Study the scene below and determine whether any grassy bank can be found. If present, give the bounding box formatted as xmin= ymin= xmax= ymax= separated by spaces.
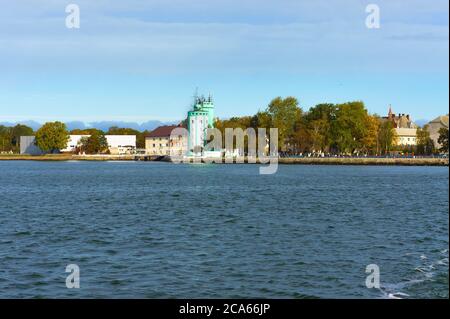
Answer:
xmin=1 ymin=154 xmax=448 ymax=166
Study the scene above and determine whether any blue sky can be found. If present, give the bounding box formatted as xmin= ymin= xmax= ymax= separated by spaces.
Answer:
xmin=0 ymin=0 xmax=448 ymax=124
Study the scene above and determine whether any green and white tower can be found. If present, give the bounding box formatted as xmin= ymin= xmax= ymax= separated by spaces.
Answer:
xmin=187 ymin=94 xmax=215 ymax=155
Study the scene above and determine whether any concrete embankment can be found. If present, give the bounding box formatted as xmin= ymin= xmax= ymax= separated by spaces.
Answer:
xmin=277 ymin=157 xmax=449 ymax=166
xmin=187 ymin=157 xmax=448 ymax=166
xmin=0 ymin=154 xmax=136 ymax=161
xmin=0 ymin=154 xmax=448 ymax=166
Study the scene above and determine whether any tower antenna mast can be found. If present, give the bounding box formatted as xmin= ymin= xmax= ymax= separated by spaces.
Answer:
xmin=193 ymin=87 xmax=199 ymax=104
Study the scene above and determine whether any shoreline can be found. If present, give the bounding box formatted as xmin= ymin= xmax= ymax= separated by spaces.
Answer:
xmin=0 ymin=154 xmax=448 ymax=166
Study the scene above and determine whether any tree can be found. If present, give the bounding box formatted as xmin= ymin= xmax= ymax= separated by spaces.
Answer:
xmin=138 ymin=130 xmax=151 ymax=149
xmin=378 ymin=120 xmax=397 ymax=154
xmin=35 ymin=122 xmax=69 ymax=153
xmin=78 ymin=132 xmax=109 ymax=154
xmin=0 ymin=125 xmax=13 ymax=152
xmin=304 ymin=103 xmax=336 ymax=153
xmin=11 ymin=124 xmax=34 ymax=150
xmin=266 ymin=97 xmax=302 ymax=151
xmin=106 ymin=126 xmax=139 ymax=135
xmin=416 ymin=125 xmax=435 ymax=155
xmin=215 ymin=116 xmax=254 ymax=150
xmin=362 ymin=115 xmax=381 ymax=155
xmin=308 ymin=118 xmax=329 ymax=152
xmin=252 ymin=111 xmax=273 ymax=131
xmin=332 ymin=101 xmax=368 ymax=154
xmin=70 ymin=128 xmax=104 ymax=135
xmin=438 ymin=127 xmax=449 ymax=153
xmin=292 ymin=117 xmax=313 ymax=153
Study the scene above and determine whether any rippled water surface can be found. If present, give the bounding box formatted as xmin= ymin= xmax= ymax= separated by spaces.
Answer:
xmin=0 ymin=161 xmax=448 ymax=298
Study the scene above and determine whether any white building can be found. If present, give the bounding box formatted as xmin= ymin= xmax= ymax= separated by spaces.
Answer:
xmin=187 ymin=95 xmax=215 ymax=155
xmin=20 ymin=135 xmax=136 ymax=155
xmin=60 ymin=135 xmax=90 ymax=152
xmin=395 ymin=128 xmax=417 ymax=146
xmin=105 ymin=135 xmax=136 ymax=155
xmin=188 ymin=112 xmax=208 ymax=154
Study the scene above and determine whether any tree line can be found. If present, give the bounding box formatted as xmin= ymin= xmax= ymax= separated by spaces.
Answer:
xmin=215 ymin=97 xmax=449 ymax=155
xmin=0 ymin=123 xmax=150 ymax=154
xmin=2 ymin=98 xmax=448 ymax=155
xmin=0 ymin=124 xmax=34 ymax=153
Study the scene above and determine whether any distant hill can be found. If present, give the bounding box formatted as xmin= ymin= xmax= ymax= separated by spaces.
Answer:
xmin=0 ymin=120 xmax=179 ymax=132
xmin=0 ymin=120 xmax=42 ymax=131
xmin=86 ymin=120 xmax=178 ymax=132
xmin=414 ymin=119 xmax=429 ymax=127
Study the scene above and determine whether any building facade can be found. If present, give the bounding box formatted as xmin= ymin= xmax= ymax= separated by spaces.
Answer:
xmin=104 ymin=135 xmax=136 ymax=155
xmin=395 ymin=128 xmax=418 ymax=146
xmin=145 ymin=125 xmax=187 ymax=156
xmin=20 ymin=136 xmax=45 ymax=155
xmin=60 ymin=135 xmax=90 ymax=152
xmin=383 ymin=106 xmax=418 ymax=146
xmin=426 ymin=114 xmax=449 ymax=149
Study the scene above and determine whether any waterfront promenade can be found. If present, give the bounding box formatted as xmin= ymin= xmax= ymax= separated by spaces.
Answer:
xmin=0 ymin=154 xmax=448 ymax=166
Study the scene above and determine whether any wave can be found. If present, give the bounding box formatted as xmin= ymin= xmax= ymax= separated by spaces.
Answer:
xmin=378 ymin=249 xmax=449 ymax=299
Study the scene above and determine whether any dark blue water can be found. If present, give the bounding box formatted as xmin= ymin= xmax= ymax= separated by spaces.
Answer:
xmin=0 ymin=161 xmax=448 ymax=298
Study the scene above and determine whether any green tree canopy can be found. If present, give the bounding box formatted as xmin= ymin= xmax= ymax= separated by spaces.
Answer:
xmin=378 ymin=120 xmax=397 ymax=154
xmin=332 ymin=101 xmax=368 ymax=154
xmin=0 ymin=124 xmax=34 ymax=152
xmin=11 ymin=124 xmax=34 ymax=148
xmin=35 ymin=122 xmax=69 ymax=153
xmin=438 ymin=127 xmax=449 ymax=153
xmin=362 ymin=115 xmax=381 ymax=155
xmin=79 ymin=132 xmax=109 ymax=154
xmin=0 ymin=125 xmax=13 ymax=152
xmin=416 ymin=125 xmax=435 ymax=155
xmin=70 ymin=128 xmax=104 ymax=135
xmin=107 ymin=126 xmax=140 ymax=135
xmin=266 ymin=97 xmax=302 ymax=150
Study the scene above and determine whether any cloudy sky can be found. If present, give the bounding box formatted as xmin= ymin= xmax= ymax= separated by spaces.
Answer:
xmin=0 ymin=0 xmax=448 ymax=123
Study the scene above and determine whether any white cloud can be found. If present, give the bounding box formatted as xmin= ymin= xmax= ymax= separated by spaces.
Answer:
xmin=1 ymin=1 xmax=447 ymax=74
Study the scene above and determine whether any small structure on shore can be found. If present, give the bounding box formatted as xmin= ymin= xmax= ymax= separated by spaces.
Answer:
xmin=144 ymin=125 xmax=186 ymax=156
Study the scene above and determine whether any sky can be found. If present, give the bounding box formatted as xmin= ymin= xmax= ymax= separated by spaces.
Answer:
xmin=0 ymin=0 xmax=448 ymax=125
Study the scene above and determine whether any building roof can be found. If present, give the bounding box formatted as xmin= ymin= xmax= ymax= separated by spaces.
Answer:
xmin=146 ymin=125 xmax=181 ymax=138
xmin=429 ymin=114 xmax=449 ymax=128
xmin=395 ymin=128 xmax=417 ymax=136
xmin=383 ymin=106 xmax=417 ymax=129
